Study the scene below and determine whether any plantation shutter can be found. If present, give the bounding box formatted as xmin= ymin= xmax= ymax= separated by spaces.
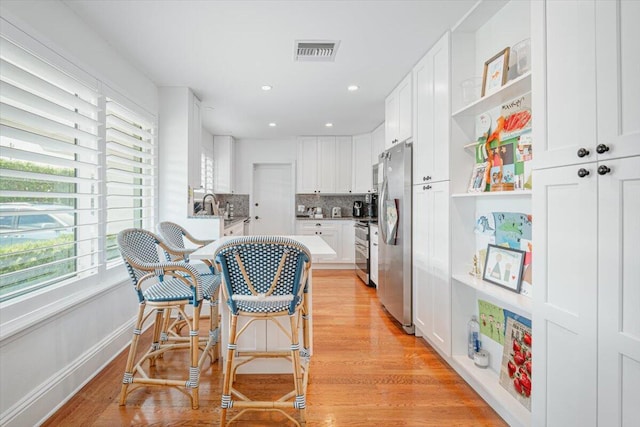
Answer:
xmin=105 ymin=98 xmax=156 ymax=261
xmin=0 ymin=35 xmax=101 ymax=299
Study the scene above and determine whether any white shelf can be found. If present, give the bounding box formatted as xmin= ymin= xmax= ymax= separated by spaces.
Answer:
xmin=452 ymin=72 xmax=531 ymax=118
xmin=452 ymin=273 xmax=532 ymax=316
xmin=450 ymin=355 xmax=531 ymax=427
xmin=451 ymin=190 xmax=532 ymax=198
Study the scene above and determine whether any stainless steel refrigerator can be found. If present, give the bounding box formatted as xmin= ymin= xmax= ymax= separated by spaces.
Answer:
xmin=378 ymin=142 xmax=413 ymax=334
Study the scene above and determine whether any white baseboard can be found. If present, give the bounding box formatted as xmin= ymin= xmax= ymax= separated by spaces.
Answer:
xmin=0 ymin=318 xmax=135 ymax=427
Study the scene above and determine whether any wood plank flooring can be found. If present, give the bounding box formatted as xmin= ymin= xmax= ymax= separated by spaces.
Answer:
xmin=43 ymin=270 xmax=506 ymax=426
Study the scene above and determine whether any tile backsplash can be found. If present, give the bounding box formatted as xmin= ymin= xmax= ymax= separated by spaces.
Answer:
xmin=295 ymin=194 xmax=369 ymax=218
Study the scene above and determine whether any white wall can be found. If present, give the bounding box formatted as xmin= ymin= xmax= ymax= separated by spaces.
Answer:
xmin=0 ymin=2 xmax=157 ymax=426
xmin=234 ymin=138 xmax=297 ymax=193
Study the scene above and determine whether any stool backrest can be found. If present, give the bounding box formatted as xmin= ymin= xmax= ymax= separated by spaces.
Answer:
xmin=214 ymin=236 xmax=311 ymax=315
xmin=157 ymin=221 xmax=187 ymax=249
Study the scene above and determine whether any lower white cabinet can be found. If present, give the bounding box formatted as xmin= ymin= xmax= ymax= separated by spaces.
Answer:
xmin=222 ymin=221 xmax=244 ymax=237
xmin=412 ymin=181 xmax=450 ymax=356
xmin=369 ymin=224 xmax=379 ymax=286
xmin=296 ymin=220 xmax=355 ymax=264
xmin=533 ymin=156 xmax=640 ymax=426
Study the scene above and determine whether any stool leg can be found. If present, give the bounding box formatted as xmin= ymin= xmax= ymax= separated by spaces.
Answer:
xmin=119 ymin=303 xmax=146 ymax=405
xmin=290 ymin=314 xmax=306 ymax=425
xmin=220 ymin=314 xmax=238 ymax=427
xmin=149 ymin=308 xmax=165 ymax=367
xmin=188 ymin=303 xmax=202 ymax=409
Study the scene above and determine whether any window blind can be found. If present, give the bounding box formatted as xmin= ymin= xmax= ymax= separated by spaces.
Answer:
xmin=105 ymin=99 xmax=156 ymax=262
xmin=0 ymin=35 xmax=101 ymax=300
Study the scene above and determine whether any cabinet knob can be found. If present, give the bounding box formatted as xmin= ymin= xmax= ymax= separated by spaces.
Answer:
xmin=423 ymin=185 xmax=432 ymax=190
xmin=577 ymin=168 xmax=590 ymax=178
xmin=596 ymin=144 xmax=610 ymax=154
xmin=316 ymin=223 xmax=321 ymax=226
xmin=319 ymin=232 xmax=322 ymax=235
xmin=255 ymin=216 xmax=260 ymax=220
xmin=577 ymin=148 xmax=590 ymax=158
xmin=426 ymin=175 xmax=432 ymax=181
xmin=597 ymin=165 xmax=611 ymax=175
xmin=254 ymin=202 xmax=259 ymax=206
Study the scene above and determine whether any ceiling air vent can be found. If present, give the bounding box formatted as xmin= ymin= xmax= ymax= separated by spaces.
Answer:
xmin=294 ymin=40 xmax=340 ymax=62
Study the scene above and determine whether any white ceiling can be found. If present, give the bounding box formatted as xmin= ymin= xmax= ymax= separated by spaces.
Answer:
xmin=63 ymin=0 xmax=475 ymax=140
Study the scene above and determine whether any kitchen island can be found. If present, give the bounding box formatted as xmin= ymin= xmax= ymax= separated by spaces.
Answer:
xmin=191 ymin=235 xmax=335 ymax=373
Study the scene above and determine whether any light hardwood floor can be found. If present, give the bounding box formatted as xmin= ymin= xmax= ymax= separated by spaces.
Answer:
xmin=43 ymin=270 xmax=506 ymax=426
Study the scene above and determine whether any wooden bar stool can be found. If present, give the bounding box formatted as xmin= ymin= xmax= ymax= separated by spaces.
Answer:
xmin=213 ymin=236 xmax=312 ymax=426
xmin=117 ymin=228 xmax=220 ymax=409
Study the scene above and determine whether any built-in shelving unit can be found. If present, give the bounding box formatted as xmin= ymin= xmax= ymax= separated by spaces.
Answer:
xmin=448 ymin=1 xmax=532 ymax=426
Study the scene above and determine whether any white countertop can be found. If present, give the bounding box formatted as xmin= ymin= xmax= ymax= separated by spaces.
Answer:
xmin=190 ymin=235 xmax=336 ymax=260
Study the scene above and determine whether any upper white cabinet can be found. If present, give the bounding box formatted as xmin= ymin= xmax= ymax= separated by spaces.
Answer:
xmin=296 ymin=136 xmax=354 ymax=194
xmin=371 ymin=122 xmax=385 ymax=164
xmin=385 ymin=72 xmax=412 ymax=150
xmin=413 ymin=32 xmax=450 ymax=185
xmin=335 ymin=136 xmax=353 ymax=193
xmin=212 ymin=135 xmax=235 ymax=193
xmin=187 ymin=91 xmax=202 ymax=189
xmin=352 ymin=133 xmax=374 ymax=193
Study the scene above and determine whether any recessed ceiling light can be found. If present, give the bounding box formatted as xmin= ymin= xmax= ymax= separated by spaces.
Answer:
xmin=268 ymin=122 xmax=277 ymax=127
xmin=347 ymin=85 xmax=359 ymax=91
xmin=261 ymin=85 xmax=273 ymax=91
xmin=325 ymin=123 xmax=333 ymax=127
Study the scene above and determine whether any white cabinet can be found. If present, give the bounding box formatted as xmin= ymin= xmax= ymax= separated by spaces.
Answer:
xmin=222 ymin=220 xmax=244 ymax=237
xmin=369 ymin=224 xmax=379 ymax=286
xmin=371 ymin=122 xmax=385 ymax=164
xmin=339 ymin=221 xmax=355 ymax=263
xmin=532 ymin=1 xmax=640 ymax=425
xmin=413 ymin=32 xmax=450 ymax=185
xmin=413 ymin=181 xmax=450 ymax=356
xmin=213 ymin=135 xmax=235 ymax=193
xmin=187 ymin=91 xmax=202 ymax=189
xmin=296 ymin=136 xmax=354 ymax=194
xmin=335 ymin=136 xmax=353 ymax=193
xmin=317 ymin=136 xmax=336 ymax=193
xmin=385 ymin=72 xmax=412 ymax=150
xmin=352 ymin=133 xmax=374 ymax=193
xmin=296 ymin=220 xmax=355 ymax=264
xmin=296 ymin=136 xmax=318 ymax=193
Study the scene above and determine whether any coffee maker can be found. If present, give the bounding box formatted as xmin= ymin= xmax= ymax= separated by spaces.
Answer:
xmin=366 ymin=193 xmax=378 ymax=218
xmin=352 ymin=201 xmax=364 ymax=217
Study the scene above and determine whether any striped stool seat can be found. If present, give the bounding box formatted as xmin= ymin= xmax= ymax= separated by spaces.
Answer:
xmin=117 ymin=228 xmax=219 ymax=410
xmin=214 ymin=236 xmax=312 ymax=427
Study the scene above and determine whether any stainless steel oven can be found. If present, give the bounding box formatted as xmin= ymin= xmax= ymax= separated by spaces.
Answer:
xmin=354 ymin=221 xmax=370 ymax=285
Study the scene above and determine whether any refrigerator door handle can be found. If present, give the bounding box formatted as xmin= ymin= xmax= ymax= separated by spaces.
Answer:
xmin=379 ymin=176 xmax=389 ymax=244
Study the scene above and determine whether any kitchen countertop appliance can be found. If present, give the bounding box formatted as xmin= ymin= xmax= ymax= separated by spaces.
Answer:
xmin=366 ymin=193 xmax=378 ymax=218
xmin=353 ymin=201 xmax=364 ymax=217
xmin=378 ymin=142 xmax=414 ymax=334
xmin=331 ymin=207 xmax=341 ymax=218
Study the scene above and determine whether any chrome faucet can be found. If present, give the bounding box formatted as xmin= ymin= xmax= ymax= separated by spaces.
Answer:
xmin=202 ymin=193 xmax=218 ymax=215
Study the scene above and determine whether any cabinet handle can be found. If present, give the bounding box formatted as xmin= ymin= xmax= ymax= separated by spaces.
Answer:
xmin=373 ymin=243 xmax=378 ymax=246
xmin=596 ymin=144 xmax=610 ymax=154
xmin=423 ymin=185 xmax=432 ymax=190
xmin=577 ymin=168 xmax=590 ymax=178
xmin=577 ymin=148 xmax=590 ymax=158
xmin=597 ymin=165 xmax=611 ymax=175
xmin=316 ymin=223 xmax=321 ymax=226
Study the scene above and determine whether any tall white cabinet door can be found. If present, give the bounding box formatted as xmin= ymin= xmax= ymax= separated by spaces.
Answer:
xmin=533 ymin=0 xmax=598 ymax=169
xmin=397 ymin=73 xmax=412 ymax=143
xmin=412 ymin=32 xmax=449 ymax=185
xmin=412 ymin=182 xmax=450 ymax=356
xmin=385 ymin=93 xmax=398 ymax=150
xmin=598 ymin=156 xmax=640 ymax=426
xmin=296 ymin=137 xmax=318 ymax=193
xmin=371 ymin=123 xmax=385 ymax=164
xmin=317 ymin=136 xmax=336 ymax=193
xmin=335 ymin=136 xmax=353 ymax=193
xmin=352 ymin=133 xmax=372 ymax=193
xmin=532 ymin=164 xmax=598 ymax=427
xmin=595 ymin=0 xmax=640 ymax=161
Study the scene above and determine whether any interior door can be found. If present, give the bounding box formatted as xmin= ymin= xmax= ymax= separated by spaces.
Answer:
xmin=251 ymin=163 xmax=293 ymax=235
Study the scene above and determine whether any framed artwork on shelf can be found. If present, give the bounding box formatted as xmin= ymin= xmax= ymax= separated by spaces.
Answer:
xmin=468 ymin=162 xmax=488 ymax=192
xmin=481 ymin=47 xmax=510 ymax=97
xmin=482 ymin=244 xmax=525 ymax=293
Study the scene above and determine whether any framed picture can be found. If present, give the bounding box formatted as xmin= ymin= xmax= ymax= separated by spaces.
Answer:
xmin=468 ymin=162 xmax=488 ymax=192
xmin=482 ymin=47 xmax=510 ymax=97
xmin=482 ymin=244 xmax=525 ymax=293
